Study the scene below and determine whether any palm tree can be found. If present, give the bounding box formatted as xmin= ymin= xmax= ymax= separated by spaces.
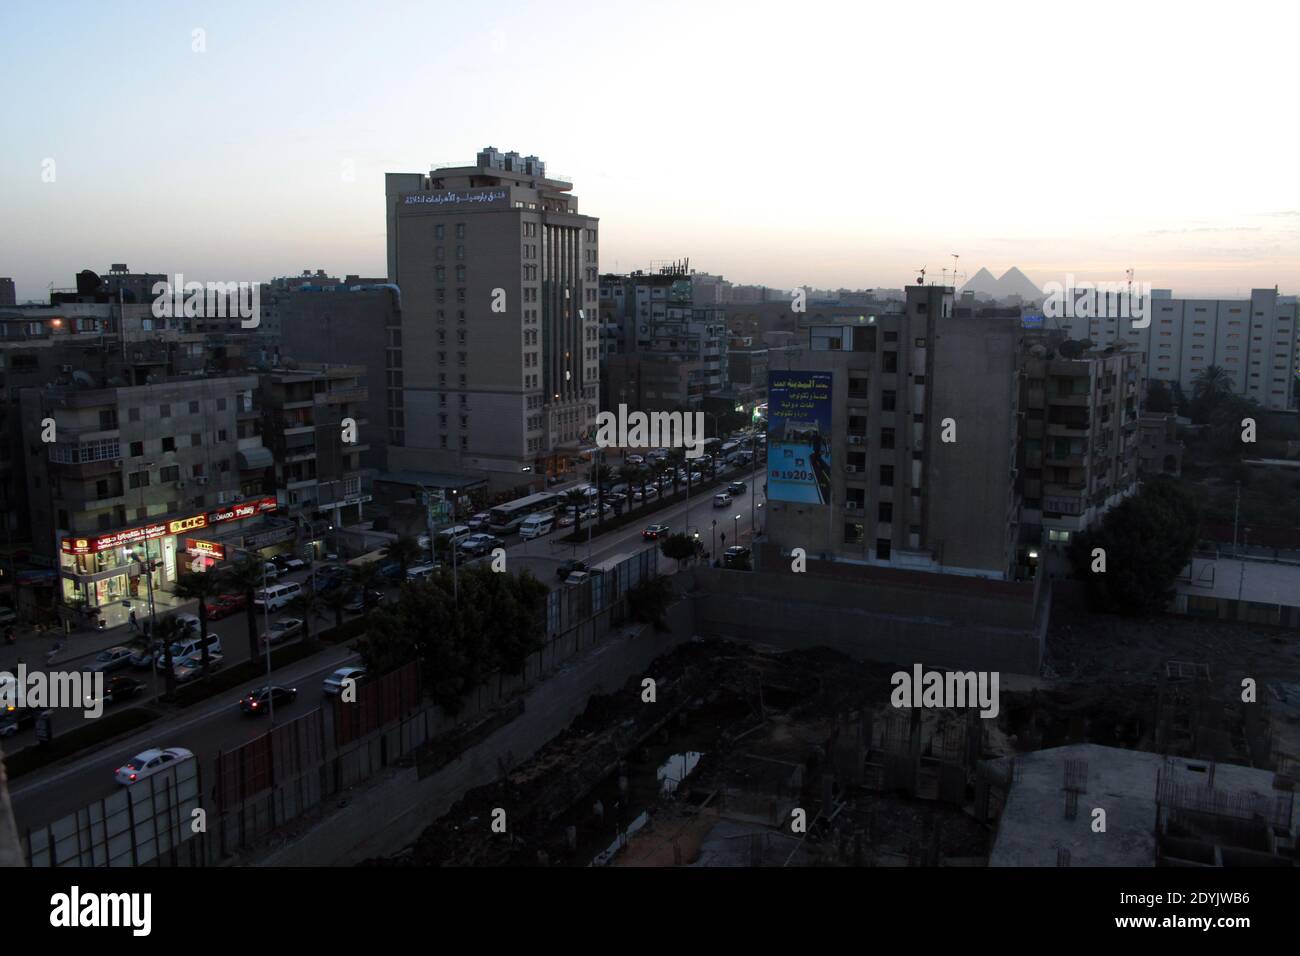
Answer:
xmin=589 ymin=461 xmax=614 ymax=526
xmin=172 ymin=569 xmax=222 ymax=679
xmin=288 ymin=586 xmax=324 ymax=650
xmin=563 ymin=487 xmax=588 ymax=537
xmin=617 ymin=464 xmax=640 ymax=511
xmin=222 ymin=556 xmax=265 ymax=666
xmin=384 ymin=534 xmax=424 ymax=577
xmin=665 ymin=450 xmax=684 ymax=497
xmin=153 ymin=614 xmax=184 ymax=697
xmin=321 ymin=586 xmax=350 ymax=632
xmin=1193 ymin=364 xmax=1232 ymax=402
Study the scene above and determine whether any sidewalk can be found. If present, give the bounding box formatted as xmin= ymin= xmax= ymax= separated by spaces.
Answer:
xmin=1 ymin=595 xmax=197 ymax=672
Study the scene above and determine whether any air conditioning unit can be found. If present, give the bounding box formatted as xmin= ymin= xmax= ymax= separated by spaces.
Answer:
xmin=848 ymin=436 xmax=864 ymax=445
xmin=845 ymin=502 xmax=860 ymax=511
xmin=59 ymin=364 xmax=73 ymax=374
xmin=845 ymin=465 xmax=860 ymax=473
xmin=175 ymin=481 xmax=186 ymax=490
xmin=195 ymin=476 xmax=208 ymax=486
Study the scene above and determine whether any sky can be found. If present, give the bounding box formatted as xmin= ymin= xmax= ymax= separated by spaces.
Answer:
xmin=2 ymin=0 xmax=1298 ymax=302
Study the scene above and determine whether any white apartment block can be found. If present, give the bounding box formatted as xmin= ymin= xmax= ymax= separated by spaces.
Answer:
xmin=1044 ymin=288 xmax=1297 ymax=410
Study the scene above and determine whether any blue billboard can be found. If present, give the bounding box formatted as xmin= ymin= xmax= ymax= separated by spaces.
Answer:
xmin=767 ymin=371 xmax=833 ymax=505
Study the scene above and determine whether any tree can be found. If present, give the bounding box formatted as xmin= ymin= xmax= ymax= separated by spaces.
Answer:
xmin=172 ymin=569 xmax=222 ymax=679
xmin=384 ymin=535 xmax=423 ymax=578
xmin=617 ymin=464 xmax=640 ymax=510
xmin=563 ymin=488 xmax=588 ymax=537
xmin=665 ymin=450 xmax=685 ymax=497
xmin=288 ymin=586 xmax=325 ymax=649
xmin=355 ymin=565 xmax=548 ymax=714
xmin=222 ymin=556 xmax=265 ymax=667
xmin=321 ymin=586 xmax=350 ymax=632
xmin=153 ymin=614 xmax=184 ymax=697
xmin=626 ymin=575 xmax=674 ymax=631
xmin=1146 ymin=379 xmax=1173 ymax=414
xmin=1192 ymin=364 xmax=1232 ymax=403
xmin=1068 ymin=479 xmax=1199 ymax=615
xmin=660 ymin=532 xmax=696 ymax=571
xmin=589 ymin=462 xmax=614 ymax=527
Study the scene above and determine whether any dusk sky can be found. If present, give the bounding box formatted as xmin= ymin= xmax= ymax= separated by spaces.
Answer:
xmin=3 ymin=0 xmax=1298 ymax=301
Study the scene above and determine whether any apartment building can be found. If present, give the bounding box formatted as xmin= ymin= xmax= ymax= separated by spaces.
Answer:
xmin=1018 ymin=343 xmax=1143 ymax=571
xmin=386 ymin=147 xmax=599 ymax=484
xmin=766 ymin=285 xmax=1025 ymax=581
xmin=0 ymin=278 xmax=15 ymax=307
xmin=1044 ymin=288 xmax=1297 ymax=410
xmin=1137 ymin=412 xmax=1183 ymax=478
xmin=276 ymin=283 xmax=400 ymax=470
xmin=19 ymin=373 xmax=276 ymax=625
xmin=258 ymin=364 xmax=371 ymax=540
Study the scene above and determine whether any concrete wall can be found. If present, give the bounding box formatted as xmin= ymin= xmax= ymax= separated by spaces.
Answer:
xmin=251 ymin=598 xmax=694 ymax=865
xmin=687 ymin=562 xmax=1046 ymax=674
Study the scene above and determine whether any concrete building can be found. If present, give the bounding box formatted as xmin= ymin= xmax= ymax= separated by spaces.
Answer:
xmin=276 ymin=283 xmax=401 ymax=470
xmin=1018 ymin=343 xmax=1143 ymax=572
xmin=19 ymin=373 xmax=278 ymax=627
xmin=766 ymin=285 xmax=1026 ymax=581
xmin=1044 ymin=287 xmax=1297 ymax=411
xmin=386 ymin=148 xmax=599 ymax=486
xmin=0 ymin=278 xmax=14 ymax=307
xmin=1137 ymin=412 xmax=1183 ymax=477
xmin=258 ymin=364 xmax=371 ymax=550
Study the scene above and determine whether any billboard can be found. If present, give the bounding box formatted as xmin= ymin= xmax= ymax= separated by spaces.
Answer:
xmin=767 ymin=371 xmax=833 ymax=505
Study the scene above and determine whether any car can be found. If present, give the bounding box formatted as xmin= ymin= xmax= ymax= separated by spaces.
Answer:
xmin=114 ymin=747 xmax=194 ymax=786
xmin=642 ymin=524 xmax=670 ymax=540
xmin=713 ymin=492 xmax=733 ymax=508
xmin=259 ymin=617 xmax=304 ymax=647
xmin=85 ymin=676 xmax=147 ymax=708
xmin=343 ymin=589 xmax=385 ymax=613
xmin=283 ymin=556 xmax=308 ymax=572
xmin=466 ymin=512 xmax=492 ymax=531
xmin=728 ymin=481 xmax=747 ymax=496
xmin=0 ymin=606 xmax=17 ymax=627
xmin=605 ymin=492 xmax=626 ymax=505
xmin=87 ymin=646 xmax=135 ymax=673
xmin=0 ymin=707 xmax=37 ymax=738
xmin=323 ymin=666 xmax=367 ymax=696
xmin=238 ymin=685 xmax=298 ymax=715
xmin=564 ymin=570 xmax=591 ymax=586
xmin=171 ymin=612 xmax=202 ymax=636
xmin=174 ymin=652 xmax=223 ymax=683
xmin=205 ymin=593 xmax=247 ymax=620
xmin=378 ymin=561 xmax=404 ymax=583
xmin=556 ymin=512 xmax=576 ymax=528
xmin=723 ymin=545 xmax=752 ymax=569
xmin=129 ymin=640 xmax=163 ymax=669
xmin=632 ymin=487 xmax=658 ymax=501
xmin=625 ymin=454 xmax=644 ymax=466
xmin=556 ymin=559 xmax=588 ymax=580
xmin=458 ymin=533 xmax=502 ymax=557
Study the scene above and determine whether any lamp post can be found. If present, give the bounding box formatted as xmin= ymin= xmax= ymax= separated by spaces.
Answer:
xmin=129 ymin=547 xmax=161 ymax=702
xmin=711 ymin=519 xmax=717 ymax=559
xmin=733 ymin=513 xmax=741 ymax=544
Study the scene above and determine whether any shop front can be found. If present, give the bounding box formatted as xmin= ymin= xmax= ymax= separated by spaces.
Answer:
xmin=59 ymin=496 xmax=278 ymax=627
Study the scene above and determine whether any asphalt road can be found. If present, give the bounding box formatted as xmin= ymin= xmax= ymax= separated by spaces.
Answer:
xmin=4 ymin=459 xmax=767 ymax=835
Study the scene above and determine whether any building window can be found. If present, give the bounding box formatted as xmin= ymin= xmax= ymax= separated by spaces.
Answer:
xmin=878 ymin=502 xmax=892 ymax=523
xmin=435 ymin=224 xmax=445 ymax=240
xmin=876 ymin=538 xmax=891 ymax=560
xmin=880 ymin=465 xmax=894 ymax=486
xmin=160 ymin=465 xmax=179 ymax=483
xmin=880 ymin=427 xmax=895 ymax=449
xmin=159 ymin=404 xmax=171 ymax=419
xmin=881 ymin=390 xmax=896 ymax=412
xmin=130 ymin=440 xmax=144 ymax=457
xmin=162 ymin=436 xmax=175 ymax=452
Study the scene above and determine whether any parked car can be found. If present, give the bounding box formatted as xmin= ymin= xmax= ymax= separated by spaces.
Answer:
xmin=238 ymin=685 xmax=298 ymax=715
xmin=0 ymin=707 xmax=37 ymax=738
xmin=344 ymin=589 xmax=385 ymax=613
xmin=556 ymin=559 xmax=588 ymax=580
xmin=156 ymin=633 xmax=221 ymax=672
xmin=642 ymin=524 xmax=670 ymax=540
xmin=723 ymin=545 xmax=752 ymax=569
xmin=323 ymin=666 xmax=367 ymax=696
xmin=466 ymin=512 xmax=492 ymax=531
xmin=625 ymin=454 xmax=644 ymax=466
xmin=174 ymin=651 xmax=223 ymax=683
xmin=0 ymin=606 xmax=17 ymax=627
xmin=85 ymin=675 xmax=147 ymax=708
xmin=281 ymin=556 xmax=308 ymax=572
xmin=205 ymin=593 xmax=247 ymax=620
xmin=130 ymin=640 xmax=163 ymax=669
xmin=458 ymin=533 xmax=503 ymax=557
xmin=405 ymin=564 xmax=438 ymax=582
xmin=171 ymin=612 xmax=202 ymax=636
xmin=564 ymin=570 xmax=591 ymax=586
xmin=259 ymin=617 xmax=304 ymax=647
xmin=88 ymin=646 xmax=135 ymax=674
xmin=114 ymin=747 xmax=194 ymax=786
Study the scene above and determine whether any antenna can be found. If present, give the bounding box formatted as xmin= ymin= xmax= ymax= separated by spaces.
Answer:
xmin=916 ymin=267 xmax=926 ymax=286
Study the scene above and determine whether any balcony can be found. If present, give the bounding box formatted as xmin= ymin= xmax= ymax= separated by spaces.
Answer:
xmin=318 ymin=386 xmax=368 ymax=405
xmin=1049 ymin=391 xmax=1090 ymax=407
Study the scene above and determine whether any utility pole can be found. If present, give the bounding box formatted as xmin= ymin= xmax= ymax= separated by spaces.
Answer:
xmin=1232 ymin=481 xmax=1241 ymax=557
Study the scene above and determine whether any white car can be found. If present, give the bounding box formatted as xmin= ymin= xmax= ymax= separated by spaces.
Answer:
xmin=260 ymin=617 xmax=304 ymax=646
xmin=174 ymin=651 xmax=223 ymax=683
xmin=466 ymin=512 xmax=492 ymax=531
xmin=323 ymin=665 xmax=366 ymax=696
xmin=115 ymin=747 xmax=194 ymax=786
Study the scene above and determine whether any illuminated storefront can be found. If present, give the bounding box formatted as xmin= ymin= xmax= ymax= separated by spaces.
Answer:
xmin=59 ymin=496 xmax=277 ymax=612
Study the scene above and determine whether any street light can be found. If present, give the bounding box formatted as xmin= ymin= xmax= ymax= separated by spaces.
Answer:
xmin=711 ymin=519 xmax=717 ymax=559
xmin=733 ymin=513 xmax=741 ymax=543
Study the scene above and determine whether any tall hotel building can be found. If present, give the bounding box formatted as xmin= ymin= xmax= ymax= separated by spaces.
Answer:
xmin=385 ymin=148 xmax=600 ymax=485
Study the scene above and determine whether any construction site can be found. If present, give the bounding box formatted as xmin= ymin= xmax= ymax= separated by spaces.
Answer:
xmin=361 ymin=597 xmax=1300 ymax=867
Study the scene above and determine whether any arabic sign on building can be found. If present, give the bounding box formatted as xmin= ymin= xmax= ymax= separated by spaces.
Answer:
xmin=61 ymin=496 xmax=278 ymax=554
xmin=767 ymin=371 xmax=833 ymax=505
xmin=402 ymin=189 xmax=508 ymax=207
xmin=185 ymin=539 xmax=226 ymax=561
